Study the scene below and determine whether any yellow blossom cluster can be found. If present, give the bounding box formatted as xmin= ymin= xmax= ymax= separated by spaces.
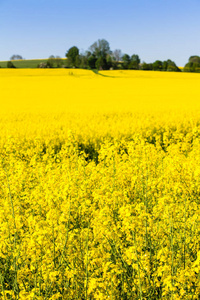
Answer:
xmin=0 ymin=69 xmax=200 ymax=299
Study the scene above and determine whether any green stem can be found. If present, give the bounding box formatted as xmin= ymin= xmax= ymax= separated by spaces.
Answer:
xmin=2 ymin=161 xmax=19 ymax=296
xmin=58 ymin=197 xmax=71 ymax=269
xmin=183 ymin=198 xmax=186 ymax=270
xmin=169 ymin=212 xmax=174 ymax=299
xmin=85 ymin=222 xmax=90 ymax=300
xmin=133 ymin=231 xmax=143 ymax=300
xmin=0 ymin=272 xmax=6 ymax=300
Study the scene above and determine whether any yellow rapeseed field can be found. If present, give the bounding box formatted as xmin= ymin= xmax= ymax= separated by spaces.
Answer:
xmin=1 ymin=69 xmax=200 ymax=299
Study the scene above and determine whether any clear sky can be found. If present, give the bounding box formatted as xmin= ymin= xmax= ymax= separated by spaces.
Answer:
xmin=0 ymin=0 xmax=199 ymax=66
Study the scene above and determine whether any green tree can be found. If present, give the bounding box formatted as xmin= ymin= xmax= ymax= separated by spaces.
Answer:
xmin=141 ymin=62 xmax=153 ymax=70
xmin=75 ymin=55 xmax=81 ymax=68
xmin=188 ymin=56 xmax=200 ymax=64
xmin=95 ymin=57 xmax=108 ymax=70
xmin=46 ymin=56 xmax=55 ymax=68
xmin=47 ymin=55 xmax=63 ymax=68
xmin=87 ymin=55 xmax=97 ymax=69
xmin=55 ymin=56 xmax=62 ymax=68
xmin=165 ymin=59 xmax=180 ymax=72
xmin=10 ymin=54 xmax=23 ymax=60
xmin=129 ymin=54 xmax=140 ymax=69
xmin=66 ymin=46 xmax=79 ymax=67
xmin=122 ymin=54 xmax=130 ymax=69
xmin=7 ymin=61 xmax=16 ymax=68
xmin=184 ymin=56 xmax=200 ymax=72
xmin=112 ymin=49 xmax=122 ymax=62
xmin=89 ymin=39 xmax=111 ymax=58
xmin=162 ymin=61 xmax=168 ymax=71
xmin=152 ymin=60 xmax=163 ymax=71
xmin=79 ymin=54 xmax=88 ymax=69
xmin=184 ymin=62 xmax=200 ymax=72
xmin=106 ymin=55 xmax=114 ymax=69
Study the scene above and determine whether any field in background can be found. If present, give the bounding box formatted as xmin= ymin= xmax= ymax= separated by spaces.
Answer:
xmin=0 ymin=58 xmax=67 ymax=68
xmin=0 ymin=69 xmax=200 ymax=299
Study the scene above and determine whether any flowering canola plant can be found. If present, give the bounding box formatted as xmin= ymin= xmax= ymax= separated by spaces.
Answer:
xmin=0 ymin=69 xmax=200 ymax=299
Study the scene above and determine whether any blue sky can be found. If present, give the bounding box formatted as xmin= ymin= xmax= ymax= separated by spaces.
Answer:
xmin=0 ymin=0 xmax=199 ymax=66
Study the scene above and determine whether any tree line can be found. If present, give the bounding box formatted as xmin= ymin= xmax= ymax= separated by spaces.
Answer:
xmin=3 ymin=38 xmax=200 ymax=72
xmin=63 ymin=39 xmax=181 ymax=72
xmin=183 ymin=56 xmax=200 ymax=72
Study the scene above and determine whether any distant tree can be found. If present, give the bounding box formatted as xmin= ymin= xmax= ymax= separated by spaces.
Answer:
xmin=106 ymin=54 xmax=114 ymax=69
xmin=46 ymin=56 xmax=55 ymax=68
xmin=184 ymin=61 xmax=200 ymax=72
xmin=66 ymin=57 xmax=73 ymax=68
xmin=75 ymin=55 xmax=81 ymax=68
xmin=193 ymin=63 xmax=200 ymax=72
xmin=85 ymin=51 xmax=92 ymax=58
xmin=66 ymin=46 xmax=79 ymax=67
xmin=162 ymin=61 xmax=168 ymax=71
xmin=89 ymin=39 xmax=111 ymax=58
xmin=46 ymin=61 xmax=53 ymax=68
xmin=188 ymin=56 xmax=200 ymax=64
xmin=152 ymin=60 xmax=163 ymax=71
xmin=78 ymin=54 xmax=88 ymax=69
xmin=141 ymin=62 xmax=153 ymax=70
xmin=165 ymin=59 xmax=180 ymax=72
xmin=122 ymin=54 xmax=130 ymax=69
xmin=10 ymin=54 xmax=23 ymax=60
xmin=184 ymin=56 xmax=200 ymax=72
xmin=46 ymin=55 xmax=62 ymax=68
xmin=95 ymin=57 xmax=108 ymax=70
xmin=37 ymin=62 xmax=48 ymax=68
xmin=112 ymin=49 xmax=122 ymax=62
xmin=7 ymin=61 xmax=16 ymax=68
xmin=129 ymin=54 xmax=140 ymax=69
xmin=87 ymin=55 xmax=97 ymax=69
xmin=184 ymin=62 xmax=193 ymax=72
xmin=55 ymin=56 xmax=62 ymax=68
xmin=148 ymin=63 xmax=153 ymax=70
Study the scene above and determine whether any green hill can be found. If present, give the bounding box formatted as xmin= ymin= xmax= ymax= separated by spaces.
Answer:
xmin=0 ymin=58 xmax=67 ymax=68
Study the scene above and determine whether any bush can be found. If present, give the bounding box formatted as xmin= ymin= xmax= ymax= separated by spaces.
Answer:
xmin=7 ymin=61 xmax=16 ymax=68
xmin=37 ymin=62 xmax=48 ymax=68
